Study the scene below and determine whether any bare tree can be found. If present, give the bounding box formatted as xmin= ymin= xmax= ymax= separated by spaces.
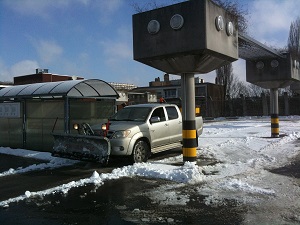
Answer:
xmin=227 ymin=76 xmax=250 ymax=98
xmin=130 ymin=0 xmax=183 ymax=13
xmin=247 ymin=84 xmax=268 ymax=97
xmin=215 ymin=63 xmax=232 ymax=95
xmin=236 ymin=81 xmax=251 ymax=97
xmin=279 ymin=86 xmax=294 ymax=97
xmin=215 ymin=63 xmax=249 ymax=98
xmin=228 ymin=76 xmax=242 ymax=98
xmin=213 ymin=0 xmax=248 ymax=99
xmin=212 ymin=0 xmax=248 ymax=33
xmin=288 ymin=17 xmax=300 ymax=59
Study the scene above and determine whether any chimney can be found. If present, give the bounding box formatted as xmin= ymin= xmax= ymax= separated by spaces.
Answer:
xmin=36 ymin=68 xmax=49 ymax=74
xmin=164 ymin=73 xmax=169 ymax=82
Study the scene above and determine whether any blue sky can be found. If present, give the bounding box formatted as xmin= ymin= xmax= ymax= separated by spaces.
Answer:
xmin=0 ymin=0 xmax=299 ymax=86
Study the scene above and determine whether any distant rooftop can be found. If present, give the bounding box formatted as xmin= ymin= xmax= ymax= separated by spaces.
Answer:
xmin=109 ymin=82 xmax=137 ymax=90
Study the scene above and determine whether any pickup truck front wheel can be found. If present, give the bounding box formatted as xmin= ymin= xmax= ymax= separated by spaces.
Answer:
xmin=131 ymin=140 xmax=150 ymax=163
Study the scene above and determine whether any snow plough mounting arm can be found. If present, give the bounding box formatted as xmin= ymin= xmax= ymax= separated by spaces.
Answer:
xmin=73 ymin=122 xmax=95 ymax=136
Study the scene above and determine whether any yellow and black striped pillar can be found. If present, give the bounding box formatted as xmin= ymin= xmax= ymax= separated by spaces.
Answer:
xmin=181 ymin=73 xmax=197 ymax=162
xmin=182 ymin=120 xmax=197 ymax=162
xmin=271 ymin=114 xmax=279 ymax=138
xmin=270 ymin=88 xmax=279 ymax=138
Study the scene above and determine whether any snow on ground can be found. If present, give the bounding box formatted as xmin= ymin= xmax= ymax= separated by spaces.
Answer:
xmin=0 ymin=116 xmax=300 ymax=223
xmin=0 ymin=148 xmax=78 ymax=177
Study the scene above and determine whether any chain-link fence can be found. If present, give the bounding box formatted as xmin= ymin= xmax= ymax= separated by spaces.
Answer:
xmin=204 ymin=95 xmax=300 ymax=118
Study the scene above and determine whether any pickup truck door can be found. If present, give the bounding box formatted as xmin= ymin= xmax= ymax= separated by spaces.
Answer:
xmin=148 ymin=107 xmax=170 ymax=147
xmin=165 ymin=106 xmax=182 ymax=143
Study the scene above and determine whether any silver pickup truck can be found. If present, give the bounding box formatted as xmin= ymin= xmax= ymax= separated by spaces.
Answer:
xmin=53 ymin=103 xmax=203 ymax=164
xmin=94 ymin=103 xmax=203 ymax=163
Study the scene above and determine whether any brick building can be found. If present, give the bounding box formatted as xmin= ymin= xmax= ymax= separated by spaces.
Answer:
xmin=13 ymin=69 xmax=84 ymax=85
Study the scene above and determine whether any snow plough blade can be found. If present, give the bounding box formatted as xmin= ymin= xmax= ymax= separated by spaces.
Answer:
xmin=52 ymin=133 xmax=110 ymax=165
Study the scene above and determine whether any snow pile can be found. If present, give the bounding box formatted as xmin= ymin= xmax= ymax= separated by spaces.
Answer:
xmin=108 ymin=161 xmax=204 ymax=183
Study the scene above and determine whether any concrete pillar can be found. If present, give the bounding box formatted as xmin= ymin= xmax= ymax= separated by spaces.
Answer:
xmin=270 ymin=88 xmax=279 ymax=138
xmin=181 ymin=73 xmax=197 ymax=162
xmin=284 ymin=92 xmax=289 ymax=116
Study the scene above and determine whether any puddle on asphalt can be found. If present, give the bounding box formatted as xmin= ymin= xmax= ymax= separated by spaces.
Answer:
xmin=0 ymin=154 xmax=48 ymax=173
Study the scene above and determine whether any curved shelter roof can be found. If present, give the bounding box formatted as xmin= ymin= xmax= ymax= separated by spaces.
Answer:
xmin=0 ymin=79 xmax=119 ymax=99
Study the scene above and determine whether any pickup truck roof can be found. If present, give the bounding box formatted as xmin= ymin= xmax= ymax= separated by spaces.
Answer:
xmin=125 ymin=103 xmax=177 ymax=108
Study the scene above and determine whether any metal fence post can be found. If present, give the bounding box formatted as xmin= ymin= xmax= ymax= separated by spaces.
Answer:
xmin=261 ymin=93 xmax=268 ymax=116
xmin=284 ymin=92 xmax=289 ymax=116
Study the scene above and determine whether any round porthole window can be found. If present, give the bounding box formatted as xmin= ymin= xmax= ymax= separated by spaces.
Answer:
xmin=226 ymin=21 xmax=234 ymax=36
xmin=256 ymin=61 xmax=264 ymax=69
xmin=215 ymin=15 xmax=224 ymax=31
xmin=271 ymin=60 xmax=279 ymax=68
xmin=170 ymin=14 xmax=184 ymax=30
xmin=147 ymin=20 xmax=160 ymax=34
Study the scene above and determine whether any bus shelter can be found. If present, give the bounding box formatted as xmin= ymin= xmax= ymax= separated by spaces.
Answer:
xmin=0 ymin=79 xmax=119 ymax=152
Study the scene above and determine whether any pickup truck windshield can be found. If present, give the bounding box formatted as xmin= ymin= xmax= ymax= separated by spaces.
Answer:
xmin=110 ymin=107 xmax=152 ymax=122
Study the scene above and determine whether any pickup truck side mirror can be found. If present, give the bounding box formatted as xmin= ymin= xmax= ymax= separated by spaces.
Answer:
xmin=150 ymin=116 xmax=160 ymax=124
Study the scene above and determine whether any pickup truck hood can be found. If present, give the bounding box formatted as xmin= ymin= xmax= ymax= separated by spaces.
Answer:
xmin=107 ymin=121 xmax=145 ymax=132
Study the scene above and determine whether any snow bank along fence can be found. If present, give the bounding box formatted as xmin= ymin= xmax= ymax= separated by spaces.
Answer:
xmin=0 ymin=79 xmax=119 ymax=152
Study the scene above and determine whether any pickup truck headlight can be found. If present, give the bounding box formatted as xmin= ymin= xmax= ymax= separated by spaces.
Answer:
xmin=101 ymin=123 xmax=107 ymax=130
xmin=112 ymin=130 xmax=131 ymax=139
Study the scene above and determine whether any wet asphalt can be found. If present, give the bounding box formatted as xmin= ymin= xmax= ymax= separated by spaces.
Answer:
xmin=0 ymin=147 xmax=299 ymax=225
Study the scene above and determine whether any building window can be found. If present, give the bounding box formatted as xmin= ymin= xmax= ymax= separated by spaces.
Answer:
xmin=157 ymin=91 xmax=162 ymax=98
xmin=164 ymin=89 xmax=177 ymax=98
xmin=195 ymin=86 xmax=206 ymax=97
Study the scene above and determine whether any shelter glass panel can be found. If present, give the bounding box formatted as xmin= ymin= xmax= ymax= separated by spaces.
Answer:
xmin=26 ymin=100 xmax=64 ymax=119
xmin=18 ymin=83 xmax=48 ymax=96
xmin=69 ymin=99 xmax=115 ymax=134
xmin=0 ymin=104 xmax=23 ymax=148
xmin=73 ymin=83 xmax=98 ymax=96
xmin=33 ymin=82 xmax=62 ymax=95
xmin=50 ymin=80 xmax=81 ymax=94
xmin=2 ymin=85 xmax=27 ymax=96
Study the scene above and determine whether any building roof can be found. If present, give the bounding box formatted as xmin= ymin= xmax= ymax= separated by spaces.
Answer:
xmin=0 ymin=79 xmax=119 ymax=99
